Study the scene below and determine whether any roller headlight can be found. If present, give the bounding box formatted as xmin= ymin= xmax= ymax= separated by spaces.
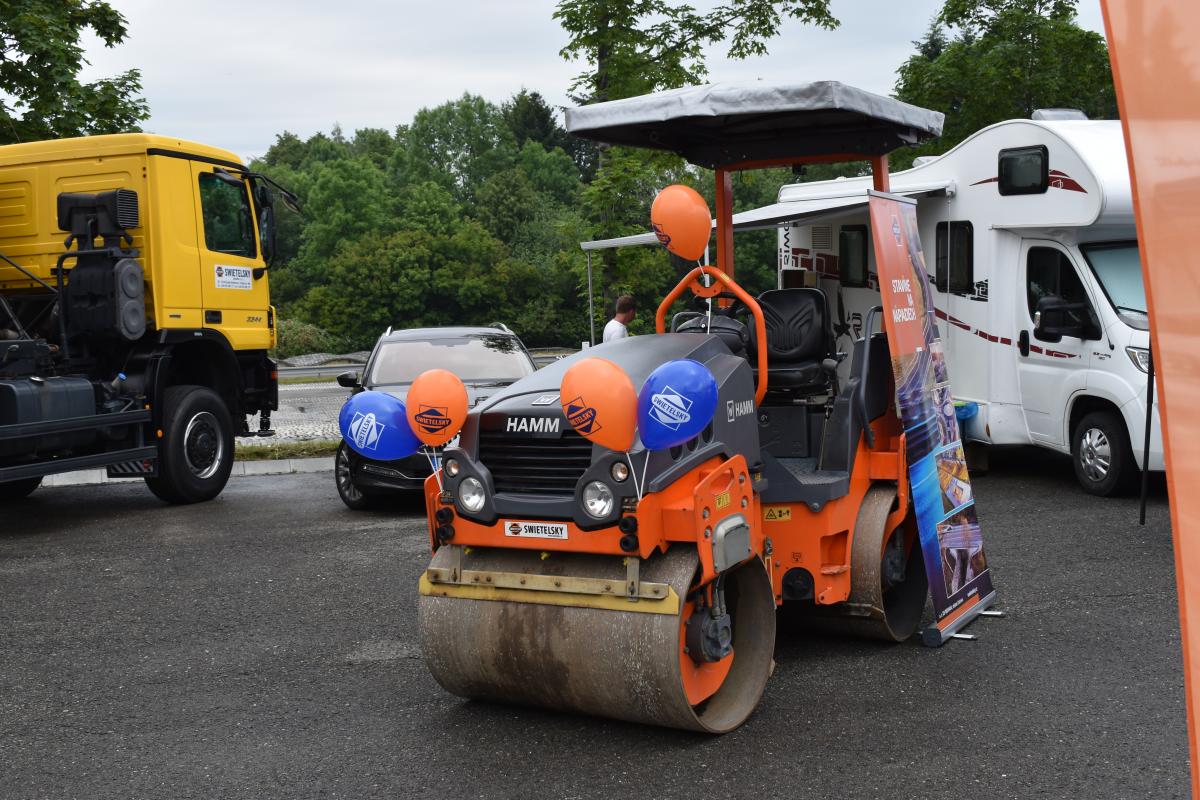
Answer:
xmin=458 ymin=476 xmax=486 ymax=513
xmin=444 ymin=458 xmax=460 ymax=477
xmin=583 ymin=481 xmax=615 ymax=519
xmin=610 ymin=461 xmax=629 ymax=482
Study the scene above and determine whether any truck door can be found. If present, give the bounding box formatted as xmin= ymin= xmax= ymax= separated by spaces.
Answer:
xmin=190 ymin=163 xmax=271 ymax=350
xmin=1014 ymin=240 xmax=1096 ymax=446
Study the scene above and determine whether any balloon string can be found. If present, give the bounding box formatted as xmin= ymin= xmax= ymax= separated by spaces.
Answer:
xmin=423 ymin=446 xmax=443 ymax=491
xmin=625 ymin=451 xmax=642 ymax=503
xmin=641 ymin=450 xmax=651 ymax=499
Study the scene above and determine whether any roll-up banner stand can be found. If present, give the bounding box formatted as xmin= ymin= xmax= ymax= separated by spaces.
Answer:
xmin=868 ymin=191 xmax=996 ymax=646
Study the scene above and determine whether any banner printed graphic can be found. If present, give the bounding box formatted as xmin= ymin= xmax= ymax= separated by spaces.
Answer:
xmin=868 ymin=192 xmax=995 ymax=637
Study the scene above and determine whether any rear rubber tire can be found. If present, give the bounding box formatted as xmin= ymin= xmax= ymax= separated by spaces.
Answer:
xmin=145 ymin=385 xmax=234 ymax=505
xmin=335 ymin=442 xmax=381 ymax=510
xmin=0 ymin=476 xmax=41 ymax=501
xmin=1072 ymin=410 xmax=1136 ymax=497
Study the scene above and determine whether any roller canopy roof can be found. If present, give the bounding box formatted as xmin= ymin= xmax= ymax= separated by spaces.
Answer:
xmin=565 ymin=80 xmax=944 ymax=169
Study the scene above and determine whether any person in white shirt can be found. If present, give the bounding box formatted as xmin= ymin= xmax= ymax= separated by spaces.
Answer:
xmin=602 ymin=295 xmax=636 ymax=342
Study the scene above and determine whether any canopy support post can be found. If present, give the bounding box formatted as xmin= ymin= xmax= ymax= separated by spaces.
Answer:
xmin=715 ymin=168 xmax=734 ymax=277
xmin=586 ymin=251 xmax=596 ymax=346
xmin=870 ymin=154 xmax=891 ymax=192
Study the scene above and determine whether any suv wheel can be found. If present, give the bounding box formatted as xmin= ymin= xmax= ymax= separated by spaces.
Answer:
xmin=336 ymin=442 xmax=380 ymax=510
xmin=1072 ymin=410 xmax=1137 ymax=497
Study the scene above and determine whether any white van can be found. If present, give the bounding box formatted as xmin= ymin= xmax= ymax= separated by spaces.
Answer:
xmin=581 ymin=113 xmax=1157 ymax=496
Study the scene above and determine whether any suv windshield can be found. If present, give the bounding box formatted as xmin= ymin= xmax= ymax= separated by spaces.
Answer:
xmin=368 ymin=335 xmax=534 ymax=386
xmin=1080 ymin=241 xmax=1146 ymax=321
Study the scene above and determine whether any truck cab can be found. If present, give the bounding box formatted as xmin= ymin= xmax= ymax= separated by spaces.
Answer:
xmin=0 ymin=134 xmax=287 ymax=503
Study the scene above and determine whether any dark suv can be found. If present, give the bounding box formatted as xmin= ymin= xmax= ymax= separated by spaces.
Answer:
xmin=335 ymin=326 xmax=537 ymax=509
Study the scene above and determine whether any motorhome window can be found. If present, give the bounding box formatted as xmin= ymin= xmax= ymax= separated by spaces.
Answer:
xmin=1081 ymin=241 xmax=1146 ymax=314
xmin=1026 ymin=247 xmax=1089 ymax=320
xmin=935 ymin=221 xmax=974 ymax=294
xmin=998 ymin=145 xmax=1049 ymax=195
xmin=838 ymin=225 xmax=869 ymax=287
xmin=198 ymin=172 xmax=256 ymax=258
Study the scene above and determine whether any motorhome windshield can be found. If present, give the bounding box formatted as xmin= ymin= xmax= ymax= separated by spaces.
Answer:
xmin=1081 ymin=242 xmax=1147 ymax=326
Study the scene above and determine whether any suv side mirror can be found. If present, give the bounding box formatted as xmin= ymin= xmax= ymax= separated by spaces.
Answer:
xmin=1034 ymin=295 xmax=1100 ymax=342
xmin=336 ymin=371 xmax=360 ymax=389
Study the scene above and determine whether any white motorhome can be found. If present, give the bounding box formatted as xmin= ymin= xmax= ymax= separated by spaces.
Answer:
xmin=765 ymin=113 xmax=1155 ymax=495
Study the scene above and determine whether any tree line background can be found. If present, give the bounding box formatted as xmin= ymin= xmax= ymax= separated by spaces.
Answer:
xmin=1 ymin=0 xmax=1116 ymax=356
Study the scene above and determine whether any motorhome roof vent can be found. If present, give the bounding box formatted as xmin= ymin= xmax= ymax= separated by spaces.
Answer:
xmin=1032 ymin=108 xmax=1089 ymax=121
xmin=912 ymin=155 xmax=940 ymax=167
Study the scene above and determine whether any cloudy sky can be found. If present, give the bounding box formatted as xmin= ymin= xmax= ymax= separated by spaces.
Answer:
xmin=79 ymin=0 xmax=1107 ymax=162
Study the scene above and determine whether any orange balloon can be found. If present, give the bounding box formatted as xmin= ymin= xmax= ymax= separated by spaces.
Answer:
xmin=406 ymin=368 xmax=469 ymax=447
xmin=651 ymin=184 xmax=712 ymax=261
xmin=560 ymin=358 xmax=637 ymax=452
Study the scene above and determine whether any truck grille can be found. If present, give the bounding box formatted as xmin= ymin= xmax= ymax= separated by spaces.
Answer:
xmin=477 ymin=428 xmax=593 ymax=495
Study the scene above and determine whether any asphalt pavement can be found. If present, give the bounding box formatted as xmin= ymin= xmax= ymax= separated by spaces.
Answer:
xmin=0 ymin=450 xmax=1186 ymax=799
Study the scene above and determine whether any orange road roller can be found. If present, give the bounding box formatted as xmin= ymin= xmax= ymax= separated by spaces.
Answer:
xmin=417 ymin=80 xmax=945 ymax=732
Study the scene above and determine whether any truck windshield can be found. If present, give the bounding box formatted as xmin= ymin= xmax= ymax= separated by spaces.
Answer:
xmin=1081 ymin=241 xmax=1147 ymax=320
xmin=368 ymin=335 xmax=534 ymax=386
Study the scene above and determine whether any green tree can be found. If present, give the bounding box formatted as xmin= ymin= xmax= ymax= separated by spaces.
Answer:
xmin=273 ymin=157 xmax=393 ymax=306
xmin=390 ymin=94 xmax=517 ymax=203
xmin=555 ymin=0 xmax=837 ymax=102
xmin=0 ymin=0 xmax=149 ymax=143
xmin=893 ymin=0 xmax=1116 ymax=168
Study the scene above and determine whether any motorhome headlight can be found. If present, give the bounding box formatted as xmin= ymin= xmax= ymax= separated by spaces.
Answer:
xmin=582 ymin=481 xmax=615 ymax=519
xmin=610 ymin=461 xmax=629 ymax=482
xmin=458 ymin=477 xmax=486 ymax=512
xmin=444 ymin=458 xmax=461 ymax=477
xmin=1125 ymin=346 xmax=1150 ymax=374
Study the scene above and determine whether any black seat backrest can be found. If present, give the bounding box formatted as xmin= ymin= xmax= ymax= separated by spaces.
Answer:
xmin=750 ymin=288 xmax=833 ymax=364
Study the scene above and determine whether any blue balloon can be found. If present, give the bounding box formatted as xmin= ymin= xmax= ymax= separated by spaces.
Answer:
xmin=637 ymin=359 xmax=719 ymax=451
xmin=338 ymin=390 xmax=421 ymax=460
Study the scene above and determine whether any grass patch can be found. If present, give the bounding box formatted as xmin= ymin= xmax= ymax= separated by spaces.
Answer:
xmin=278 ymin=376 xmax=344 ymax=386
xmin=236 ymin=439 xmax=340 ymax=461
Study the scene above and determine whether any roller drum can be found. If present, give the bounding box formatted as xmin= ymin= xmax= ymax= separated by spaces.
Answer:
xmin=418 ymin=545 xmax=775 ymax=733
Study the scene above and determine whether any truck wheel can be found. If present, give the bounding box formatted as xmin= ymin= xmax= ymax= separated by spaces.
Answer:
xmin=336 ymin=442 xmax=380 ymax=510
xmin=145 ymin=385 xmax=234 ymax=505
xmin=1072 ymin=410 xmax=1137 ymax=497
xmin=0 ymin=476 xmax=41 ymax=501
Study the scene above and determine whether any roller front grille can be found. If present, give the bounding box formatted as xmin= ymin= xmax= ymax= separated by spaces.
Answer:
xmin=477 ymin=428 xmax=593 ymax=495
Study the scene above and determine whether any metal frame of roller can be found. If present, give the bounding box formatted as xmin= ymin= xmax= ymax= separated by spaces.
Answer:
xmin=417 ymin=80 xmax=947 ymax=733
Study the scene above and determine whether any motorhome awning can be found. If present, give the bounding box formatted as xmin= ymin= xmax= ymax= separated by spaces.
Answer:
xmin=578 ymin=182 xmax=952 ymax=252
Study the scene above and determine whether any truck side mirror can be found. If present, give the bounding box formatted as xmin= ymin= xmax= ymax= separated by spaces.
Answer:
xmin=1034 ymin=295 xmax=1100 ymax=342
xmin=258 ymin=205 xmax=277 ymax=267
xmin=336 ymin=371 xmax=360 ymax=389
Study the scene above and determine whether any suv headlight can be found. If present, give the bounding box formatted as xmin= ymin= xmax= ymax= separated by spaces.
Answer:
xmin=582 ymin=481 xmax=614 ymax=519
xmin=458 ymin=476 xmax=486 ymax=512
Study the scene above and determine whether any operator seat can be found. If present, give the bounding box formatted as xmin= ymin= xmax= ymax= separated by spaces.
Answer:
xmin=749 ymin=288 xmax=836 ymax=398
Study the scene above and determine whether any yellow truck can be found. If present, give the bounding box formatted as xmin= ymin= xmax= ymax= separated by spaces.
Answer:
xmin=0 ymin=134 xmax=294 ymax=503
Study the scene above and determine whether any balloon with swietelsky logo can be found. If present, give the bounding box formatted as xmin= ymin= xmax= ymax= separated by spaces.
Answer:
xmin=637 ymin=359 xmax=719 ymax=451
xmin=559 ymin=357 xmax=638 ymax=452
xmin=406 ymin=368 xmax=469 ymax=447
xmin=338 ymin=390 xmax=421 ymax=460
